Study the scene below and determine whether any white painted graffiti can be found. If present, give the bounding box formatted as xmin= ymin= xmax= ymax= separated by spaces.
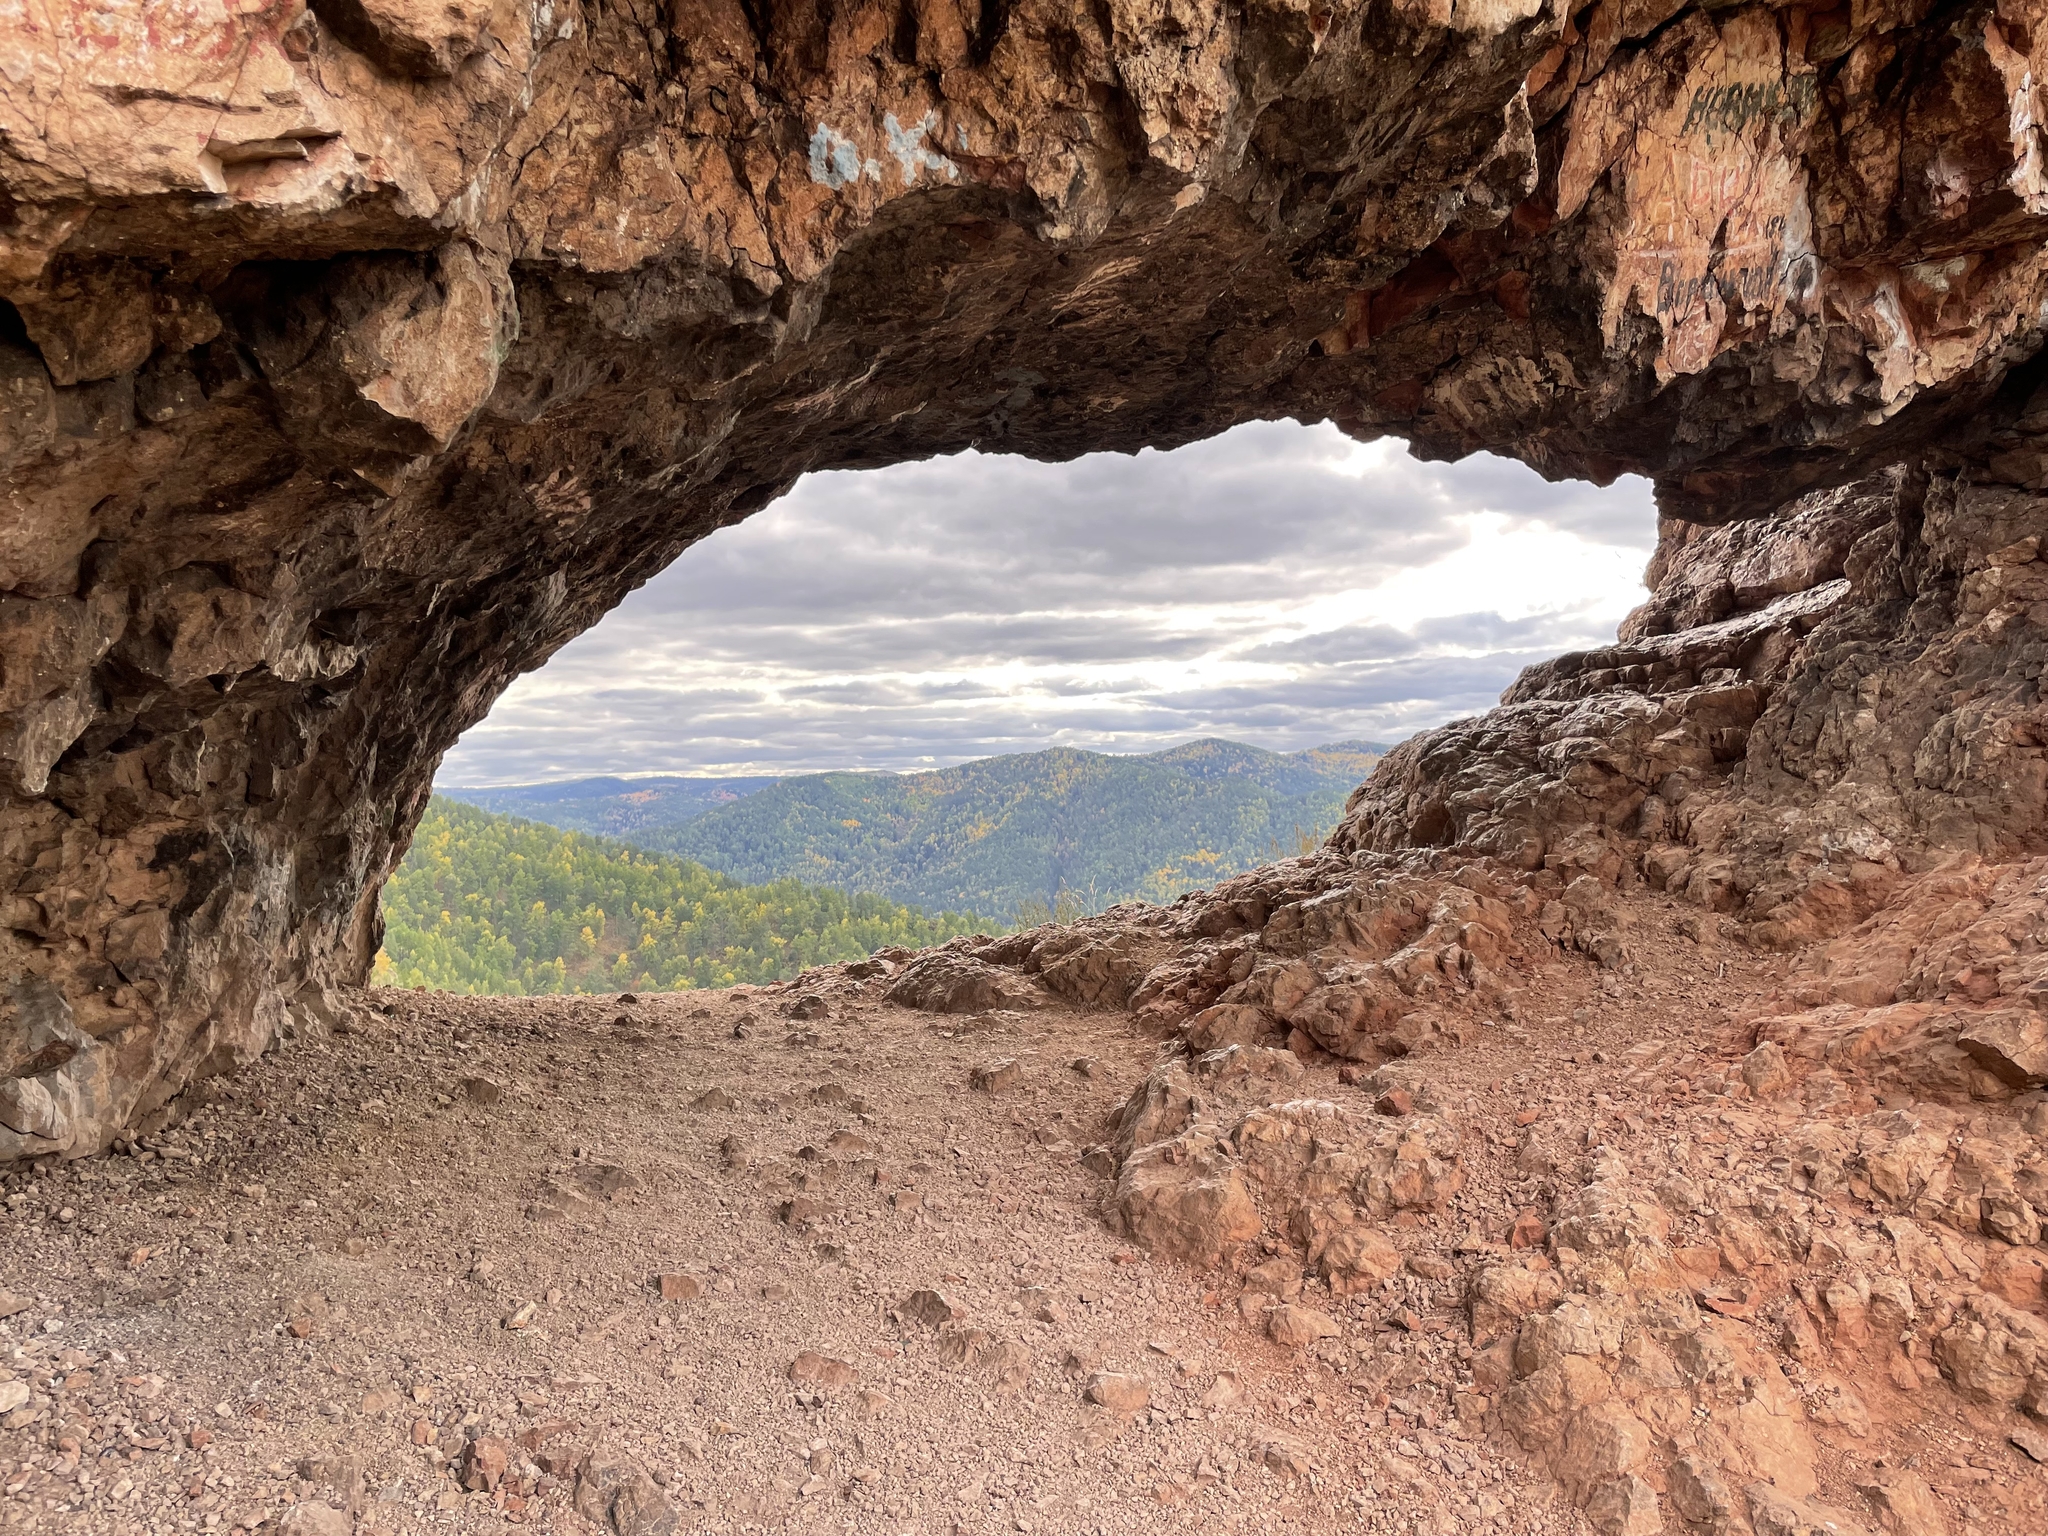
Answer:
xmin=807 ymin=113 xmax=959 ymax=190
xmin=885 ymin=112 xmax=959 ymax=184
xmin=808 ymin=125 xmax=880 ymax=189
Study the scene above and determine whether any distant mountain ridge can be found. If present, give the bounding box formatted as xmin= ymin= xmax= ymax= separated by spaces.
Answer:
xmin=441 ymin=737 xmax=1387 ymax=920
xmin=444 ymin=775 xmax=781 ymax=839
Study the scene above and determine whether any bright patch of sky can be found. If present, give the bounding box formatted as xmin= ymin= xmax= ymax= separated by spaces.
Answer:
xmin=437 ymin=421 xmax=1656 ymax=785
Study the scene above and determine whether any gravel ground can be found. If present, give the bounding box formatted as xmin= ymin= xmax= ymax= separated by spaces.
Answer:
xmin=4 ymin=903 xmax=2044 ymax=1536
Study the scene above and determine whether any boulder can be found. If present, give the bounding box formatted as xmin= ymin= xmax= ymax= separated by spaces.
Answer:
xmin=1322 ymin=1225 xmax=1403 ymax=1296
xmin=1085 ymin=1372 xmax=1150 ymax=1415
xmin=885 ymin=954 xmax=1034 ymax=1014
xmin=1933 ymin=1293 xmax=2048 ymax=1408
xmin=1264 ymin=1304 xmax=1341 ymax=1349
xmin=1469 ymin=1264 xmax=1566 ymax=1348
xmin=1744 ymin=1484 xmax=1874 ymax=1536
xmin=1113 ymin=1133 xmax=1261 ymax=1267
xmin=1858 ymin=1471 xmax=1949 ymax=1536
xmin=1956 ymin=1010 xmax=2048 ymax=1089
xmin=575 ymin=1455 xmax=678 ymax=1536
xmin=1585 ymin=1473 xmax=1663 ymax=1536
xmin=276 ymin=1508 xmax=352 ymax=1536
xmin=1741 ymin=1041 xmax=1796 ymax=1099
xmin=1233 ymin=1101 xmax=1466 ymax=1223
xmin=1183 ymin=1003 xmax=1273 ymax=1051
xmin=1039 ymin=931 xmax=1160 ymax=1007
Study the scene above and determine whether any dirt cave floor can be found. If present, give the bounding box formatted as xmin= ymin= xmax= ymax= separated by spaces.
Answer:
xmin=3 ymin=925 xmax=2046 ymax=1536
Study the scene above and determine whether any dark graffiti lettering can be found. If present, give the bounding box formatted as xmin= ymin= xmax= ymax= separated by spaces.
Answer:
xmin=1680 ymin=73 xmax=1818 ymax=141
xmin=1654 ymin=248 xmax=1802 ymax=315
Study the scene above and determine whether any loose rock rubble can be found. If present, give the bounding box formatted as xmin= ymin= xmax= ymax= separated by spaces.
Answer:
xmin=11 ymin=842 xmax=2048 ymax=1536
xmin=2 ymin=975 xmax=1616 ymax=1536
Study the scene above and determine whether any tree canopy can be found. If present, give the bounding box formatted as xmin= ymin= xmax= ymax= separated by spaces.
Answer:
xmin=374 ymin=798 xmax=991 ymax=995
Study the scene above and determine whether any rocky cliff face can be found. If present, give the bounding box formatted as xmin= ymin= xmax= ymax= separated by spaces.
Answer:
xmin=1337 ymin=461 xmax=2048 ymax=941
xmin=4 ymin=0 xmax=2048 ymax=1161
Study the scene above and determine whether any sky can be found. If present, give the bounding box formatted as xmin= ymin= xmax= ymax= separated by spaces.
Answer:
xmin=436 ymin=420 xmax=1658 ymax=786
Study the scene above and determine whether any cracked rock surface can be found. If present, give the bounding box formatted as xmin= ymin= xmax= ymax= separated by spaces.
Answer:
xmin=10 ymin=0 xmax=2048 ymax=1154
xmin=9 ymin=6 xmax=2048 ymax=1531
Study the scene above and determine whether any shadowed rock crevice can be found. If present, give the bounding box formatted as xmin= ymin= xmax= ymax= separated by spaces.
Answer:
xmin=6 ymin=0 xmax=2048 ymax=1158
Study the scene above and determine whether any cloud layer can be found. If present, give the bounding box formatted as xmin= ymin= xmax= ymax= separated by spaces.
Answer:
xmin=438 ymin=421 xmax=1656 ymax=785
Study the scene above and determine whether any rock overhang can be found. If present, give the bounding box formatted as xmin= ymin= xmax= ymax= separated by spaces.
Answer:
xmin=5 ymin=0 xmax=2048 ymax=1156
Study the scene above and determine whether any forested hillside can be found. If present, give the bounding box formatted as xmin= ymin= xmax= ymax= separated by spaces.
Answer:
xmin=444 ymin=774 xmax=781 ymax=838
xmin=374 ymin=799 xmax=989 ymax=995
xmin=640 ymin=738 xmax=1384 ymax=917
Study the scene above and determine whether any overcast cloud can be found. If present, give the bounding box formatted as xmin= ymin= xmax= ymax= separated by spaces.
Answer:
xmin=437 ymin=421 xmax=1656 ymax=785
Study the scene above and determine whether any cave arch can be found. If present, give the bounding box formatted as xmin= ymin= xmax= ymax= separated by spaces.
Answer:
xmin=4 ymin=0 xmax=2047 ymax=1156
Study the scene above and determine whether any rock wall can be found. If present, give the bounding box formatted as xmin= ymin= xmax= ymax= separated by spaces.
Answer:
xmin=6 ymin=0 xmax=2048 ymax=1157
xmin=1335 ymin=454 xmax=2048 ymax=949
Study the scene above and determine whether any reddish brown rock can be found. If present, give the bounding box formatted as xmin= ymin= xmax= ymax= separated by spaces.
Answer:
xmin=7 ymin=1 xmax=2048 ymax=1157
xmin=1113 ymin=1133 xmax=1262 ymax=1269
xmin=787 ymin=1352 xmax=856 ymax=1390
xmin=969 ymin=1058 xmax=1022 ymax=1093
xmin=899 ymin=1289 xmax=966 ymax=1329
xmin=1085 ymin=1372 xmax=1151 ymax=1416
xmin=460 ymin=1436 xmax=509 ymax=1493
xmin=1322 ymin=1225 xmax=1404 ymax=1296
xmin=1264 ymin=1304 xmax=1341 ymax=1350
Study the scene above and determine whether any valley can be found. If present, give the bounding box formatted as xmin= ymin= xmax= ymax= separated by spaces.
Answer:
xmin=439 ymin=741 xmax=1384 ymax=921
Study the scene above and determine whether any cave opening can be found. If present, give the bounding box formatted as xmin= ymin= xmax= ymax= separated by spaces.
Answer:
xmin=369 ymin=423 xmax=1656 ymax=994
xmin=437 ymin=422 xmax=1658 ymax=789
xmin=7 ymin=4 xmax=2048 ymax=1524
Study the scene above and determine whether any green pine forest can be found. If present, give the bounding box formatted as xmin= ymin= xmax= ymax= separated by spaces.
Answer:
xmin=372 ymin=798 xmax=991 ymax=995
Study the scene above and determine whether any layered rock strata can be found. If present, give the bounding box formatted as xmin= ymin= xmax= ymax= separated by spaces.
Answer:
xmin=3 ymin=2 xmax=2048 ymax=1164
